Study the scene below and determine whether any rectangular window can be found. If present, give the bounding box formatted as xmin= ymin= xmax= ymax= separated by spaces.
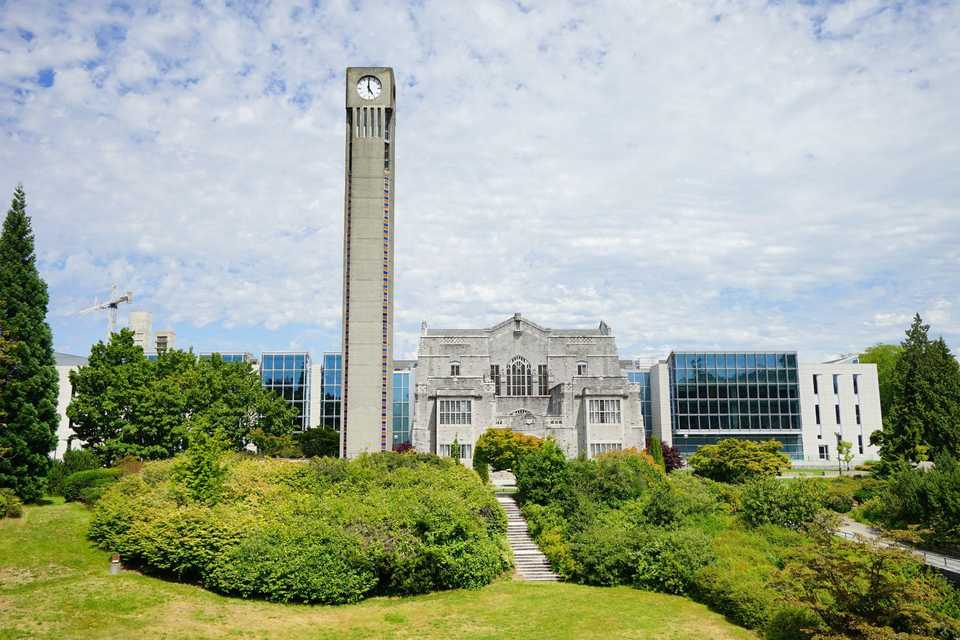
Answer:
xmin=855 ymin=405 xmax=861 ymax=425
xmin=588 ymin=399 xmax=622 ymax=424
xmin=438 ymin=399 xmax=472 ymax=425
xmin=815 ymin=405 xmax=821 ymax=425
xmin=450 ymin=362 xmax=460 ymax=377
xmin=858 ymin=434 xmax=864 ymax=454
xmin=833 ymin=374 xmax=840 ymax=395
xmin=853 ymin=375 xmax=859 ymax=395
xmin=589 ymin=442 xmax=622 ymax=457
xmin=812 ymin=375 xmax=819 ymax=395
xmin=835 ymin=404 xmax=841 ymax=424
xmin=490 ymin=365 xmax=500 ymax=396
xmin=538 ymin=364 xmax=549 ymax=396
xmin=819 ymin=445 xmax=829 ymax=460
xmin=577 ymin=362 xmax=587 ymax=376
xmin=438 ymin=443 xmax=473 ymax=459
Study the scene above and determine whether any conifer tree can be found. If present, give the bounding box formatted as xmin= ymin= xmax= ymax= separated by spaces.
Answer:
xmin=0 ymin=185 xmax=58 ymax=501
xmin=873 ymin=314 xmax=960 ymax=462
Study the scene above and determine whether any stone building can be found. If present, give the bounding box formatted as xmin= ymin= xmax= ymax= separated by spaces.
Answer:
xmin=411 ymin=313 xmax=646 ymax=460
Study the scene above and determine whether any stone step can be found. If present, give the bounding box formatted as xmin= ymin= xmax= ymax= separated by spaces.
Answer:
xmin=497 ymin=495 xmax=560 ymax=583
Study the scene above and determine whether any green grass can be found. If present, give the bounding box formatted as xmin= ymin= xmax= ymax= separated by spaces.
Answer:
xmin=0 ymin=501 xmax=756 ymax=639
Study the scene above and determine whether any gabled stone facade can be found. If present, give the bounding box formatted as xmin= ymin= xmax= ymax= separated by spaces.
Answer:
xmin=411 ymin=313 xmax=645 ymax=460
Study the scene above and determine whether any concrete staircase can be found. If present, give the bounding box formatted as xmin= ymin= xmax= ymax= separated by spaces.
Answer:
xmin=496 ymin=495 xmax=560 ymax=582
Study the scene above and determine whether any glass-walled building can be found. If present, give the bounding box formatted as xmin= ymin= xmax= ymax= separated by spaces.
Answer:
xmin=318 ymin=353 xmax=342 ymax=430
xmin=393 ymin=369 xmax=412 ymax=447
xmin=261 ymin=352 xmax=311 ymax=430
xmin=668 ymin=351 xmax=803 ymax=460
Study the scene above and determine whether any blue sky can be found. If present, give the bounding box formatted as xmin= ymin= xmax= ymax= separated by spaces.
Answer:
xmin=1 ymin=0 xmax=958 ymax=362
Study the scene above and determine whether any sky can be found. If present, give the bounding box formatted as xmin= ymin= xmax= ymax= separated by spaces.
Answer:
xmin=1 ymin=0 xmax=958 ymax=363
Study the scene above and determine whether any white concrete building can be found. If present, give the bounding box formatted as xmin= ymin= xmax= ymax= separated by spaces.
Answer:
xmin=53 ymin=352 xmax=87 ymax=458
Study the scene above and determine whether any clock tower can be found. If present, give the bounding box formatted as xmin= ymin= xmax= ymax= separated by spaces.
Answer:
xmin=341 ymin=67 xmax=396 ymax=458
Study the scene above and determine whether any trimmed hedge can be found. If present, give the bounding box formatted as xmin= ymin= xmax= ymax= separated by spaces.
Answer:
xmin=89 ymin=452 xmax=509 ymax=604
xmin=63 ymin=468 xmax=122 ymax=504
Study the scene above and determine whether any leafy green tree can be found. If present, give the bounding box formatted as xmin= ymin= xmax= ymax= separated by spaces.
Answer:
xmin=837 ymin=440 xmax=854 ymax=474
xmin=860 ymin=343 xmax=902 ymax=414
xmin=688 ymin=438 xmax=790 ymax=484
xmin=67 ymin=330 xmax=158 ymax=462
xmin=450 ymin=436 xmax=461 ymax=461
xmin=872 ymin=314 xmax=960 ymax=462
xmin=68 ymin=333 xmax=295 ymax=464
xmin=472 ymin=428 xmax=542 ymax=472
xmin=0 ymin=185 xmax=59 ymax=501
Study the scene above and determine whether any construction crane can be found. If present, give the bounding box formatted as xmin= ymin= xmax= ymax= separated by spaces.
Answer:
xmin=78 ymin=286 xmax=133 ymax=340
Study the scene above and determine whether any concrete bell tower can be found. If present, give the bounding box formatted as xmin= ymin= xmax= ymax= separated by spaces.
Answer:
xmin=340 ymin=67 xmax=396 ymax=457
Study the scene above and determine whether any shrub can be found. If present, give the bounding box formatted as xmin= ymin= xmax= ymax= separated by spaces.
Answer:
xmin=298 ymin=428 xmax=340 ymax=457
xmin=741 ymin=478 xmax=823 ymax=531
xmin=0 ymin=488 xmax=23 ymax=518
xmin=661 ymin=442 xmax=684 ymax=473
xmin=694 ymin=563 xmax=777 ymax=630
xmin=48 ymin=448 xmax=101 ymax=495
xmin=689 ymin=439 xmax=790 ymax=484
xmin=175 ymin=427 xmax=227 ymax=505
xmin=249 ymin=428 xmax=302 ymax=458
xmin=773 ymin=539 xmax=960 ymax=639
xmin=473 ymin=428 xmax=542 ymax=472
xmin=515 ymin=438 xmax=570 ymax=507
xmin=764 ymin=606 xmax=824 ymax=640
xmin=90 ymin=452 xmax=509 ymax=604
xmin=821 ymin=490 xmax=853 ymax=514
xmin=631 ymin=527 xmax=714 ymax=595
xmin=647 ymin=437 xmax=665 ymax=469
xmin=569 ymin=508 xmax=636 ymax=585
xmin=63 ymin=468 xmax=121 ymax=504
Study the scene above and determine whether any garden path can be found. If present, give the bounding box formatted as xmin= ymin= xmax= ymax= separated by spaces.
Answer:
xmin=837 ymin=517 xmax=960 ymax=576
xmin=497 ymin=495 xmax=560 ymax=582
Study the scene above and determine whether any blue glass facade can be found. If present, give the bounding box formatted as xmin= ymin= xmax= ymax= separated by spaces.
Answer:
xmin=260 ymin=352 xmax=311 ymax=430
xmin=319 ymin=353 xmax=342 ymax=430
xmin=627 ymin=370 xmax=653 ymax=443
xmin=393 ymin=371 xmax=411 ymax=447
xmin=668 ymin=351 xmax=802 ymax=460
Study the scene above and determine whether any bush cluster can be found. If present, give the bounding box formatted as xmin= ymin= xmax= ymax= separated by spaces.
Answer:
xmin=63 ymin=468 xmax=122 ymax=504
xmin=89 ymin=451 xmax=509 ymax=604
xmin=47 ymin=449 xmax=101 ymax=496
xmin=688 ymin=438 xmax=790 ymax=483
xmin=860 ymin=455 xmax=960 ymax=547
xmin=515 ymin=438 xmax=960 ymax=640
xmin=0 ymin=488 xmax=23 ymax=518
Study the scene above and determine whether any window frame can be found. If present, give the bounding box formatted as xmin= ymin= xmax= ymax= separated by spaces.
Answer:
xmin=588 ymin=398 xmax=622 ymax=425
xmin=438 ymin=399 xmax=472 ymax=425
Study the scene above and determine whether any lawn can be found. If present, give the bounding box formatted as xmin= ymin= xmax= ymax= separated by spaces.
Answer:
xmin=0 ymin=501 xmax=755 ymax=639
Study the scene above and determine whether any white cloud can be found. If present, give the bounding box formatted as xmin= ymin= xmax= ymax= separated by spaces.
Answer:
xmin=0 ymin=0 xmax=957 ymax=361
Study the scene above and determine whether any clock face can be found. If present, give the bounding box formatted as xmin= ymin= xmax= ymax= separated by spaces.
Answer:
xmin=356 ymin=75 xmax=382 ymax=100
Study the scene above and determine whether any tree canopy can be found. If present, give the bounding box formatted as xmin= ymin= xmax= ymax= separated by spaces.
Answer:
xmin=859 ymin=343 xmax=902 ymax=413
xmin=473 ymin=428 xmax=542 ymax=472
xmin=0 ymin=185 xmax=58 ymax=501
xmin=871 ymin=314 xmax=960 ymax=463
xmin=688 ymin=438 xmax=790 ymax=483
xmin=67 ymin=330 xmax=296 ymax=464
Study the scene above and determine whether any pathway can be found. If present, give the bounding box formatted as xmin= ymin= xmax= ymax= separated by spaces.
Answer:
xmin=496 ymin=495 xmax=560 ymax=582
xmin=837 ymin=517 xmax=960 ymax=576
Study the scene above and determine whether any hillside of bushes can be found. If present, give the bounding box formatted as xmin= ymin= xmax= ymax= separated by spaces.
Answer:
xmin=89 ymin=451 xmax=510 ymax=604
xmin=516 ymin=439 xmax=960 ymax=640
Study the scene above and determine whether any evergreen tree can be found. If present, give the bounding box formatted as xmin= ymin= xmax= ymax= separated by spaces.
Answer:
xmin=0 ymin=185 xmax=59 ymax=501
xmin=873 ymin=314 xmax=960 ymax=462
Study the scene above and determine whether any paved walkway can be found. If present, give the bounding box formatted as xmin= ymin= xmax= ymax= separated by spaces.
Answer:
xmin=837 ymin=517 xmax=960 ymax=575
xmin=496 ymin=495 xmax=560 ymax=582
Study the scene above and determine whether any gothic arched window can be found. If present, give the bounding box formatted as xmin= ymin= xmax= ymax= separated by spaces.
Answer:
xmin=506 ymin=356 xmax=532 ymax=396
